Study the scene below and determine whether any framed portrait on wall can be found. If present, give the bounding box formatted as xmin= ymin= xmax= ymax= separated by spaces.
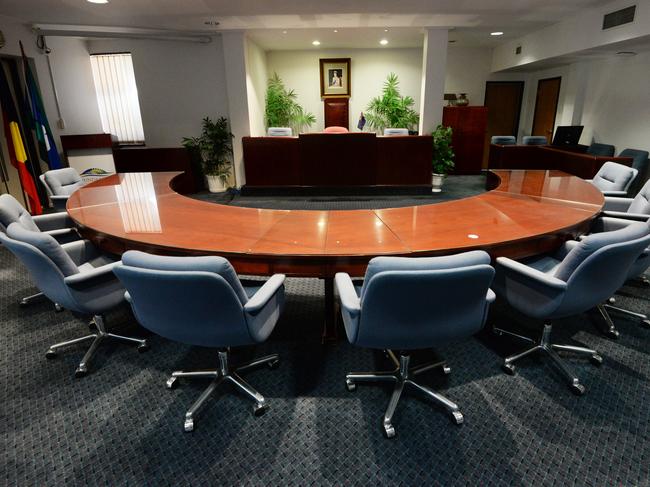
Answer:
xmin=319 ymin=58 xmax=351 ymax=98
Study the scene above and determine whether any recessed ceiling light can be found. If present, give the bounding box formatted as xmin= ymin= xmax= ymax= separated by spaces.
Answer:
xmin=312 ymin=40 xmax=321 ymax=46
xmin=380 ymin=39 xmax=389 ymax=45
xmin=333 ymin=29 xmax=338 ymax=33
xmin=384 ymin=29 xmax=389 ymax=32
xmin=87 ymin=0 xmax=109 ymax=3
xmin=490 ymin=31 xmax=504 ymax=36
xmin=282 ymin=30 xmax=287 ymax=34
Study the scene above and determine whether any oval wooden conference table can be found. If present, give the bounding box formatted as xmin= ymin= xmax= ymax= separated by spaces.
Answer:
xmin=67 ymin=169 xmax=604 ymax=339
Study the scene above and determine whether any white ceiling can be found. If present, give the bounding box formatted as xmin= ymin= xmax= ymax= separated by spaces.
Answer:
xmin=1 ymin=0 xmax=612 ymax=49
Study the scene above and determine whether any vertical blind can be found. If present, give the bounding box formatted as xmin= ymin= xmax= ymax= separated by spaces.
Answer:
xmin=90 ymin=53 xmax=145 ymax=144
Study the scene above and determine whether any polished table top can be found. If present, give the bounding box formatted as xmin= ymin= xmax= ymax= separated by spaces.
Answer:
xmin=67 ymin=170 xmax=604 ymax=277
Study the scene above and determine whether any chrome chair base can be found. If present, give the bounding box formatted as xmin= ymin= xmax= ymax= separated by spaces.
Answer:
xmin=345 ymin=350 xmax=461 ymax=439
xmin=19 ymin=291 xmax=63 ymax=311
xmin=603 ymin=303 xmax=650 ymax=329
xmin=166 ymin=349 xmax=280 ymax=432
xmin=596 ymin=304 xmax=621 ymax=338
xmin=494 ymin=323 xmax=602 ymax=395
xmin=45 ymin=315 xmax=149 ymax=377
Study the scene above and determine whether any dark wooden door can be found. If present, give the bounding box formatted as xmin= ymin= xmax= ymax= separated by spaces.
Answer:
xmin=323 ymin=98 xmax=349 ymax=129
xmin=484 ymin=81 xmax=524 ymax=140
xmin=531 ymin=77 xmax=561 ymax=140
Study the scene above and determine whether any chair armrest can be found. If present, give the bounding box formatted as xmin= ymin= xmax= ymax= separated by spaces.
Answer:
xmin=33 ymin=212 xmax=75 ymax=231
xmin=495 ymin=257 xmax=567 ymax=291
xmin=602 ymin=190 xmax=628 ymax=197
xmin=50 ymin=195 xmax=69 ymax=212
xmin=335 ymin=272 xmax=361 ymax=316
xmin=61 ymin=239 xmax=100 ymax=266
xmin=64 ymin=261 xmax=119 ymax=287
xmin=486 ymin=289 xmax=496 ymax=303
xmin=603 ymin=197 xmax=633 ymax=212
xmin=244 ymin=274 xmax=286 ymax=314
xmin=601 ymin=211 xmax=649 ymax=222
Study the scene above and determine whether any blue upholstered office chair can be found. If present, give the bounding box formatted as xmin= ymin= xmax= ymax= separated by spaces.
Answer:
xmin=335 ymin=251 xmax=495 ymax=438
xmin=491 ymin=136 xmax=516 ymax=145
xmin=619 ymin=149 xmax=650 ymax=195
xmin=522 ymin=136 xmax=548 ymax=146
xmin=602 ymin=178 xmax=650 ymax=224
xmin=384 ymin=128 xmax=409 ymax=136
xmin=40 ymin=168 xmax=83 ymax=211
xmin=113 ymin=251 xmax=286 ymax=432
xmin=493 ymin=221 xmax=650 ymax=394
xmin=584 ymin=217 xmax=650 ymax=332
xmin=266 ymin=127 xmax=293 ymax=137
xmin=586 ymin=142 xmax=615 ymax=157
xmin=0 ymin=223 xmax=148 ymax=377
xmin=0 ymin=193 xmax=80 ymax=308
xmin=587 ymin=161 xmax=638 ymax=196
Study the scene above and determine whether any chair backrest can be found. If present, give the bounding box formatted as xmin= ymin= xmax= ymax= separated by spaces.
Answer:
xmin=591 ymin=161 xmax=638 ymax=193
xmin=0 ymin=194 xmax=40 ymax=233
xmin=522 ymin=136 xmax=548 ymax=146
xmin=627 ymin=179 xmax=650 ymax=214
xmin=355 ymin=251 xmax=495 ymax=350
xmin=491 ymin=136 xmax=516 ymax=145
xmin=113 ymin=251 xmax=255 ymax=347
xmin=586 ymin=142 xmax=615 ymax=157
xmin=553 ymin=221 xmax=650 ymax=316
xmin=43 ymin=168 xmax=83 ymax=196
xmin=267 ymin=127 xmax=293 ymax=137
xmin=323 ymin=126 xmax=349 ymax=133
xmin=383 ymin=128 xmax=409 ymax=136
xmin=0 ymin=223 xmax=78 ymax=308
xmin=620 ymin=148 xmax=650 ymax=194
xmin=39 ymin=174 xmax=54 ymax=198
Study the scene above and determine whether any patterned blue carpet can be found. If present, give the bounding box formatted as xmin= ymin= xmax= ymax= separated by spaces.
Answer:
xmin=1 ymin=243 xmax=649 ymax=486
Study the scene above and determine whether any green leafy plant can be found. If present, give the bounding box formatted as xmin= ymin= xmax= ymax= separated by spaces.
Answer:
xmin=265 ymin=73 xmax=316 ymax=133
xmin=432 ymin=125 xmax=455 ymax=175
xmin=365 ymin=73 xmax=420 ymax=132
xmin=182 ymin=117 xmax=234 ymax=185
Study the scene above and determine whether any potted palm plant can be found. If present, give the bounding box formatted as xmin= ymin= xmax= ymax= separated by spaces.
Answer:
xmin=182 ymin=117 xmax=234 ymax=193
xmin=431 ymin=124 xmax=455 ymax=192
xmin=365 ymin=73 xmax=420 ymax=133
xmin=265 ymin=73 xmax=316 ymax=133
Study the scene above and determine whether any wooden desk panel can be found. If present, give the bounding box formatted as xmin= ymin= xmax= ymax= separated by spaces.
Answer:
xmin=68 ymin=170 xmax=604 ymax=278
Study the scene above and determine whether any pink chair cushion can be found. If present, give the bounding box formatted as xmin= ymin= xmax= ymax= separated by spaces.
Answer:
xmin=323 ymin=126 xmax=349 ymax=133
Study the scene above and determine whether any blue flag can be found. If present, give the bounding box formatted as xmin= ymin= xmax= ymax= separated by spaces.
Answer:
xmin=357 ymin=112 xmax=366 ymax=131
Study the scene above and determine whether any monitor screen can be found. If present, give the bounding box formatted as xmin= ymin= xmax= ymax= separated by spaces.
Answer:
xmin=552 ymin=126 xmax=584 ymax=147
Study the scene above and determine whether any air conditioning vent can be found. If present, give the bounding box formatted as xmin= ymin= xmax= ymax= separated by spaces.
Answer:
xmin=602 ymin=5 xmax=636 ymax=30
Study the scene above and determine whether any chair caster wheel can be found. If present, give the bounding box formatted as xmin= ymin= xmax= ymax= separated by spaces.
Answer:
xmin=642 ymin=319 xmax=650 ymax=329
xmin=75 ymin=366 xmax=88 ymax=378
xmin=166 ymin=377 xmax=178 ymax=389
xmin=607 ymin=297 xmax=616 ymax=304
xmin=383 ymin=422 xmax=396 ymax=439
xmin=88 ymin=320 xmax=96 ymax=330
xmin=502 ymin=363 xmax=516 ymax=375
xmin=184 ymin=418 xmax=194 ymax=432
xmin=451 ymin=411 xmax=464 ymax=425
xmin=19 ymin=300 xmax=28 ymax=308
xmin=571 ymin=383 xmax=586 ymax=396
xmin=137 ymin=342 xmax=150 ymax=353
xmin=604 ymin=328 xmax=620 ymax=339
xmin=54 ymin=304 xmax=63 ymax=312
xmin=267 ymin=359 xmax=280 ymax=370
xmin=442 ymin=365 xmax=452 ymax=375
xmin=253 ymin=403 xmax=268 ymax=417
xmin=45 ymin=350 xmax=57 ymax=360
xmin=345 ymin=379 xmax=356 ymax=392
xmin=590 ymin=354 xmax=603 ymax=366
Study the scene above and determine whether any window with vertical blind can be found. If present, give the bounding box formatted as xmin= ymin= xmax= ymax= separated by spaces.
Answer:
xmin=89 ymin=53 xmax=145 ymax=144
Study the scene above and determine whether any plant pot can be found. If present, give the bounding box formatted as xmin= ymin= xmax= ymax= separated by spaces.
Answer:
xmin=206 ymin=175 xmax=227 ymax=193
xmin=432 ymin=173 xmax=445 ymax=193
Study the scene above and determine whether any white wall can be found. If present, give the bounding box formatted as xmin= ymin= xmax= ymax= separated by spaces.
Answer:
xmin=445 ymin=46 xmax=493 ymax=106
xmin=266 ymin=48 xmax=423 ymax=132
xmin=245 ymin=38 xmax=269 ymax=137
xmin=87 ymin=37 xmax=229 ymax=147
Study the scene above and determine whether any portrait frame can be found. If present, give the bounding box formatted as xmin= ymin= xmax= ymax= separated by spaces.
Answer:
xmin=319 ymin=58 xmax=351 ymax=98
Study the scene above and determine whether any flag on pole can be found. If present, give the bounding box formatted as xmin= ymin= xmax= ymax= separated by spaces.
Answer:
xmin=20 ymin=41 xmax=62 ymax=170
xmin=0 ymin=63 xmax=43 ymax=214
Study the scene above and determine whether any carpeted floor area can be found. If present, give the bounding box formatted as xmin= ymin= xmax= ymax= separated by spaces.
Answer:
xmin=1 ymin=242 xmax=650 ymax=485
xmin=190 ymin=175 xmax=487 ymax=210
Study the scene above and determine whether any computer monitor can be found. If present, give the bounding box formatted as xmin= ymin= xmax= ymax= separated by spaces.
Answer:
xmin=552 ymin=126 xmax=584 ymax=147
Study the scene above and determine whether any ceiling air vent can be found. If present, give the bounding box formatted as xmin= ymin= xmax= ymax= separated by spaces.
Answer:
xmin=602 ymin=5 xmax=636 ymax=30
